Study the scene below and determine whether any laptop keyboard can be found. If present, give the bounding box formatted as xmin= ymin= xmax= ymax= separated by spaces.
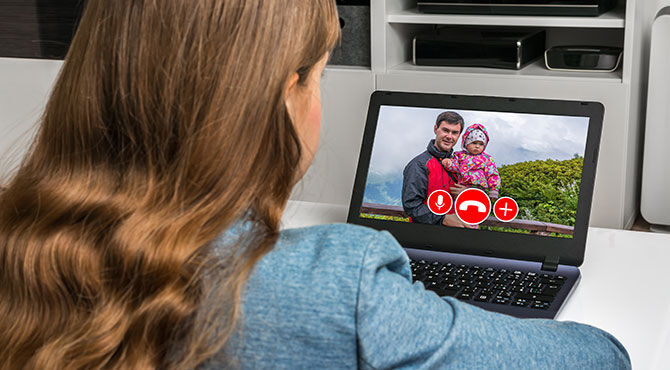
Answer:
xmin=410 ymin=259 xmax=566 ymax=310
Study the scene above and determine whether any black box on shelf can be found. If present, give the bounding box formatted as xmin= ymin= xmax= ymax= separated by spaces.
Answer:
xmin=329 ymin=0 xmax=370 ymax=67
xmin=545 ymin=46 xmax=623 ymax=72
xmin=417 ymin=0 xmax=618 ymax=17
xmin=413 ymin=28 xmax=546 ymax=70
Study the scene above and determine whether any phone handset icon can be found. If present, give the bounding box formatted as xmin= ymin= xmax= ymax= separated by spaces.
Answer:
xmin=455 ymin=188 xmax=491 ymax=225
xmin=458 ymin=200 xmax=487 ymax=213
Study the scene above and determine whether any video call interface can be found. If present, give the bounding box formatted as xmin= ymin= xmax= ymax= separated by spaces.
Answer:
xmin=360 ymin=105 xmax=591 ymax=239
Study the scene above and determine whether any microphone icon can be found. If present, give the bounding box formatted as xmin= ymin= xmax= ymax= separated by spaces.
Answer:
xmin=436 ymin=195 xmax=444 ymax=210
xmin=427 ymin=189 xmax=452 ymax=215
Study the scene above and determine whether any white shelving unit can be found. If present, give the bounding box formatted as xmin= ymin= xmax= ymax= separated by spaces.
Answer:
xmin=389 ymin=59 xmax=624 ymax=82
xmin=301 ymin=0 xmax=654 ymax=229
xmin=386 ymin=5 xmax=626 ymax=28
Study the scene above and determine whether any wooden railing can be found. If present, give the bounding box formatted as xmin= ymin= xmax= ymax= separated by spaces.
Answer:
xmin=360 ymin=203 xmax=574 ymax=236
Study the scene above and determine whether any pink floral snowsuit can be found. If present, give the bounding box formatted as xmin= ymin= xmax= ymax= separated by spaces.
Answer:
xmin=445 ymin=123 xmax=501 ymax=191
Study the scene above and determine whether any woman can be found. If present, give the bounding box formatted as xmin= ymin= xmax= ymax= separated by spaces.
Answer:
xmin=0 ymin=0 xmax=629 ymax=369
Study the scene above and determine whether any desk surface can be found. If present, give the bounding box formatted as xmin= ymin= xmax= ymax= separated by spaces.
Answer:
xmin=282 ymin=200 xmax=670 ymax=370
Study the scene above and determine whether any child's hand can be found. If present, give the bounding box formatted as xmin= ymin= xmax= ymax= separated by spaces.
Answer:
xmin=442 ymin=158 xmax=452 ymax=167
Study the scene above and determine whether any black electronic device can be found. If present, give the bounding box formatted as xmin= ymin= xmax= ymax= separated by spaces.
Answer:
xmin=413 ymin=28 xmax=545 ymax=70
xmin=545 ymin=46 xmax=623 ymax=72
xmin=346 ymin=91 xmax=604 ymax=318
xmin=417 ymin=0 xmax=618 ymax=17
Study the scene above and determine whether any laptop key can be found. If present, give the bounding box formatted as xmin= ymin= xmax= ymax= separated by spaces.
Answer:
xmin=511 ymin=299 xmax=529 ymax=307
xmin=425 ymin=275 xmax=439 ymax=282
xmin=497 ymin=291 xmax=514 ymax=298
xmin=542 ymin=286 xmax=561 ymax=297
xmin=515 ymin=292 xmax=553 ymax=303
xmin=457 ymin=291 xmax=473 ymax=300
xmin=531 ymin=300 xmax=551 ymax=310
xmin=493 ymin=296 xmax=511 ymax=305
xmin=438 ymin=289 xmax=458 ymax=297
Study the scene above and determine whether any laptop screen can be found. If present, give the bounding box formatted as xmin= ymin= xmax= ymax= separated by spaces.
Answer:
xmin=358 ymin=105 xmax=590 ymax=239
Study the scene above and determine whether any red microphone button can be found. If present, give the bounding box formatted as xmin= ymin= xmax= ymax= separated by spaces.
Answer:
xmin=455 ymin=188 xmax=491 ymax=225
xmin=493 ymin=197 xmax=518 ymax=222
xmin=427 ymin=189 xmax=453 ymax=215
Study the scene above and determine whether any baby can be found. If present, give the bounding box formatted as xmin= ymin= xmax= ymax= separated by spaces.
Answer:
xmin=442 ymin=123 xmax=501 ymax=198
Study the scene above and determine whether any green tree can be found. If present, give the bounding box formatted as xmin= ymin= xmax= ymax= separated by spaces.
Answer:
xmin=498 ymin=157 xmax=582 ymax=226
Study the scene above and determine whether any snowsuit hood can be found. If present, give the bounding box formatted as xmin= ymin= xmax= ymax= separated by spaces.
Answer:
xmin=461 ymin=123 xmax=490 ymax=151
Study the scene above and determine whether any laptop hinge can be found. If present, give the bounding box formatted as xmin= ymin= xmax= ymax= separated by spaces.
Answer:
xmin=541 ymin=256 xmax=559 ymax=272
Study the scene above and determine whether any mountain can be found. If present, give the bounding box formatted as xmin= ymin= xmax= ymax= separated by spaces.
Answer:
xmin=363 ymin=176 xmax=403 ymax=206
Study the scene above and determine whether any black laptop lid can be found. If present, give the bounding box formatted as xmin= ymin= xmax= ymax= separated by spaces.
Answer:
xmin=347 ymin=91 xmax=603 ymax=267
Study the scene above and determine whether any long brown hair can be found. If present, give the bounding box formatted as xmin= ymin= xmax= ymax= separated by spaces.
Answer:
xmin=0 ymin=1 xmax=339 ymax=368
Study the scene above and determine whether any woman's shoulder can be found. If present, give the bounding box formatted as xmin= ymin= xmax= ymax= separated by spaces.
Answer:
xmin=212 ymin=221 xmax=403 ymax=271
xmin=255 ymin=223 xmax=411 ymax=311
xmin=217 ymin=223 xmax=408 ymax=368
xmin=279 ymin=222 xmax=385 ymax=247
xmin=272 ymin=223 xmax=404 ymax=269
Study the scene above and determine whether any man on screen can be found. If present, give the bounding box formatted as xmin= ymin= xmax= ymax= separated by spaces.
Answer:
xmin=402 ymin=111 xmax=469 ymax=227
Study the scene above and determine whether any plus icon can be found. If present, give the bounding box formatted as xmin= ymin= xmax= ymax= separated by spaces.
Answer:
xmin=493 ymin=197 xmax=519 ymax=222
xmin=499 ymin=202 xmax=513 ymax=217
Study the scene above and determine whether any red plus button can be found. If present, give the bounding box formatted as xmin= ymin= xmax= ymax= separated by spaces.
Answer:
xmin=493 ymin=197 xmax=519 ymax=222
xmin=455 ymin=188 xmax=491 ymax=225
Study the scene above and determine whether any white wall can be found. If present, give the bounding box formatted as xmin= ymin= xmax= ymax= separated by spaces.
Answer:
xmin=290 ymin=67 xmax=375 ymax=206
xmin=0 ymin=57 xmax=62 ymax=181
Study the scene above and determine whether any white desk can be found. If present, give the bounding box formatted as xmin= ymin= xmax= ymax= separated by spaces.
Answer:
xmin=282 ymin=200 xmax=670 ymax=370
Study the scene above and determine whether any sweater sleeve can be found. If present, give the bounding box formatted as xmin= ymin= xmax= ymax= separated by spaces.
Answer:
xmin=444 ymin=154 xmax=460 ymax=174
xmin=355 ymin=231 xmax=631 ymax=369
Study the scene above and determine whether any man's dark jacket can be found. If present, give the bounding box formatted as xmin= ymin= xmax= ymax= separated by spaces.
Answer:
xmin=402 ymin=139 xmax=458 ymax=225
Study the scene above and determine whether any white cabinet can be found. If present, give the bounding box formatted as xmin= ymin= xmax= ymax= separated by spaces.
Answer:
xmin=308 ymin=0 xmax=653 ymax=229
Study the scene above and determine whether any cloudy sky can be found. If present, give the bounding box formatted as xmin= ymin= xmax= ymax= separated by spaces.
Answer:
xmin=365 ymin=105 xmax=590 ymax=185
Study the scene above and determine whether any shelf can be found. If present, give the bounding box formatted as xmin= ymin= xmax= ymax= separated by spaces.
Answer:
xmin=325 ymin=65 xmax=372 ymax=72
xmin=388 ymin=59 xmax=623 ymax=83
xmin=386 ymin=5 xmax=625 ymax=29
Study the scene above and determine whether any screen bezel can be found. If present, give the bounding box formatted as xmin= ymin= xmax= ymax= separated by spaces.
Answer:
xmin=346 ymin=91 xmax=603 ymax=267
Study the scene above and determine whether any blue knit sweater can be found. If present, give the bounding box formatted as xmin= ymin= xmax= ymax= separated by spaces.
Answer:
xmin=203 ymin=223 xmax=630 ymax=369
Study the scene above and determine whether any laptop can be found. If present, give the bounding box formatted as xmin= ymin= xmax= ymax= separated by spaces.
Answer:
xmin=346 ymin=91 xmax=603 ymax=319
